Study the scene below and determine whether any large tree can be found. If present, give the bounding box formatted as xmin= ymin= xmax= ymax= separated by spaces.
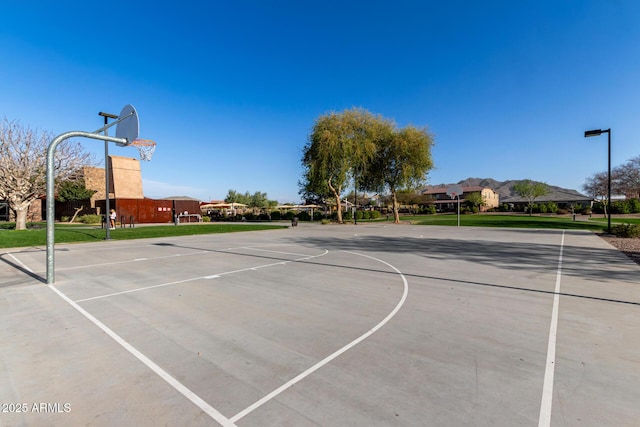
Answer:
xmin=464 ymin=192 xmax=485 ymax=212
xmin=224 ymin=189 xmax=250 ymax=205
xmin=225 ymin=189 xmax=276 ymax=215
xmin=362 ymin=125 xmax=434 ymax=223
xmin=301 ymin=108 xmax=390 ymax=223
xmin=512 ymin=179 xmax=550 ymax=216
xmin=248 ymin=191 xmax=269 ymax=214
xmin=582 ymin=171 xmax=608 ymax=212
xmin=0 ymin=119 xmax=93 ymax=230
xmin=613 ymin=155 xmax=640 ymax=198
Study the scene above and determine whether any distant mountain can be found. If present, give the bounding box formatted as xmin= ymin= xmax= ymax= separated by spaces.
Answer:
xmin=425 ymin=178 xmax=587 ymax=199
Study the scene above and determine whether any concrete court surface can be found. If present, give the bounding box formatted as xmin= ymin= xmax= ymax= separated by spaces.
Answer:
xmin=1 ymin=223 xmax=639 ymax=426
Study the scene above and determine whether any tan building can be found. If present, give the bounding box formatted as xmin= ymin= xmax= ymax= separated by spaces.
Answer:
xmin=82 ymin=155 xmax=144 ymax=214
xmin=422 ymin=186 xmax=500 ymax=212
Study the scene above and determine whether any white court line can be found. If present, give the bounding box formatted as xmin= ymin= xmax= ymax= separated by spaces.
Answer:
xmin=7 ymin=253 xmax=34 ymax=273
xmin=74 ymin=250 xmax=329 ymax=302
xmin=57 ymin=251 xmax=209 ymax=271
xmin=74 ymin=276 xmax=206 ymax=302
xmin=58 ymin=245 xmax=312 ymax=272
xmin=47 ymin=284 xmax=236 ymax=427
xmin=538 ymin=230 xmax=565 ymax=427
xmin=243 ymin=247 xmax=315 ymax=257
xmin=230 ymin=250 xmax=409 ymax=424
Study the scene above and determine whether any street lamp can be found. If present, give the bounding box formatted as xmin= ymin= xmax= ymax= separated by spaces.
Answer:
xmin=99 ymin=111 xmax=118 ymax=240
xmin=584 ymin=128 xmax=611 ymax=234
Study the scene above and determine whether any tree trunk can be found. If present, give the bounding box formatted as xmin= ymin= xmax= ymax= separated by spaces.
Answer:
xmin=14 ymin=201 xmax=30 ymax=230
xmin=334 ymin=193 xmax=342 ymax=223
xmin=392 ymin=191 xmax=401 ymax=224
xmin=70 ymin=205 xmax=84 ymax=223
xmin=328 ymin=177 xmax=342 ymax=224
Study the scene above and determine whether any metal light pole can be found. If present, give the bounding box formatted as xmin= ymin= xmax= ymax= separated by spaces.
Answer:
xmin=99 ymin=112 xmax=118 ymax=239
xmin=354 ymin=174 xmax=357 ymax=225
xmin=584 ymin=128 xmax=612 ymax=234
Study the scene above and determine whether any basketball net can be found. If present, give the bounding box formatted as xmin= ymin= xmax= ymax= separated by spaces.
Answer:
xmin=130 ymin=138 xmax=156 ymax=161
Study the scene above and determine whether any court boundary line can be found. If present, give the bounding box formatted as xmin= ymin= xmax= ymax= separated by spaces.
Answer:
xmin=47 ymin=283 xmax=237 ymax=427
xmin=538 ymin=230 xmax=565 ymax=427
xmin=9 ymin=230 xmax=584 ymax=425
xmin=48 ymin=247 xmax=408 ymax=426
xmin=7 ymin=253 xmax=34 ymax=273
xmin=230 ymin=250 xmax=409 ymax=423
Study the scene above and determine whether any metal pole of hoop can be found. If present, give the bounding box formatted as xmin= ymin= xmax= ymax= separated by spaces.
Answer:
xmin=99 ymin=112 xmax=118 ymax=240
xmin=46 ymin=105 xmax=143 ymax=283
xmin=46 ymin=131 xmax=128 ymax=284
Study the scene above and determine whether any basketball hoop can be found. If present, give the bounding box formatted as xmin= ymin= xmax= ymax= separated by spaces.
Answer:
xmin=130 ymin=138 xmax=157 ymax=161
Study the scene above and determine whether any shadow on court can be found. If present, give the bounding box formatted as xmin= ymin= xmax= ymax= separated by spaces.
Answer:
xmin=142 ymin=237 xmax=640 ymax=308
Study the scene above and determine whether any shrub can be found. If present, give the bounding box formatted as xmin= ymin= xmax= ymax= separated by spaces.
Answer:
xmin=297 ymin=211 xmax=311 ymax=221
xmin=556 ymin=209 xmax=568 ymax=215
xmin=592 ymin=201 xmax=605 ymax=214
xmin=629 ymin=198 xmax=640 ymax=214
xmin=545 ymin=202 xmax=558 ymax=213
xmin=612 ymin=223 xmax=640 ymax=238
xmin=61 ymin=216 xmax=71 ymax=223
xmin=611 ymin=201 xmax=631 ymax=215
xmin=270 ymin=211 xmax=281 ymax=220
xmin=421 ymin=205 xmax=436 ymax=215
xmin=321 ymin=218 xmax=331 ymax=225
xmin=370 ymin=210 xmax=381 ymax=219
xmin=202 ymin=215 xmax=211 ymax=222
xmin=580 ymin=207 xmax=592 ymax=215
xmin=78 ymin=214 xmax=102 ymax=224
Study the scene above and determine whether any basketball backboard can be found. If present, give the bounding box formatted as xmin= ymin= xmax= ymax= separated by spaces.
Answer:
xmin=115 ymin=104 xmax=139 ymax=146
xmin=446 ymin=185 xmax=463 ymax=198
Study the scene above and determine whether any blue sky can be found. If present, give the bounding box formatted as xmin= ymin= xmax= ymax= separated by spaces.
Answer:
xmin=2 ymin=1 xmax=639 ymax=203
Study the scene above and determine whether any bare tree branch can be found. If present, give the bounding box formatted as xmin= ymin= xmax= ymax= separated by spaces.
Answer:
xmin=0 ymin=118 xmax=94 ymax=229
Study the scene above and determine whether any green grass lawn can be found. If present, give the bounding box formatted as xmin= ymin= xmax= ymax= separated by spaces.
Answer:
xmin=398 ymin=214 xmax=608 ymax=231
xmin=0 ymin=223 xmax=287 ymax=249
xmin=587 ymin=216 xmax=640 ymax=225
xmin=2 ymin=214 xmax=630 ymax=249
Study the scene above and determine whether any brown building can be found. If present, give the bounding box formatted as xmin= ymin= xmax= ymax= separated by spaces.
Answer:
xmin=9 ymin=155 xmax=200 ymax=224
